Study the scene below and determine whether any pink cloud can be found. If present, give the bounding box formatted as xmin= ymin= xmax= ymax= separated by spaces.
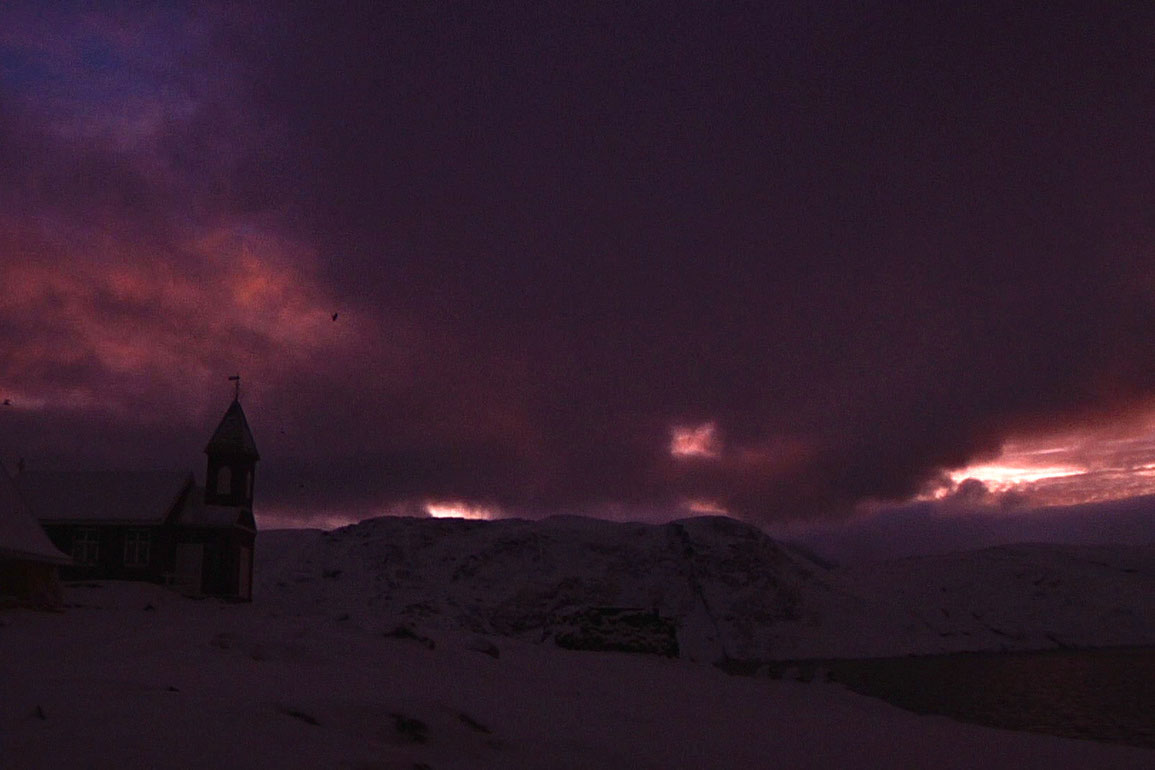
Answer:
xmin=0 ymin=217 xmax=361 ymax=421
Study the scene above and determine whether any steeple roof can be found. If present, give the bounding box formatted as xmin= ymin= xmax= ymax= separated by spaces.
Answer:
xmin=204 ymin=399 xmax=260 ymax=459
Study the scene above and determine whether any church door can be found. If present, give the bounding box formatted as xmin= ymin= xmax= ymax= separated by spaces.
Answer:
xmin=174 ymin=543 xmax=204 ymax=595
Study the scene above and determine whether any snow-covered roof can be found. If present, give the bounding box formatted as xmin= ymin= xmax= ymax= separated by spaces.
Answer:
xmin=204 ymin=399 xmax=260 ymax=459
xmin=0 ymin=465 xmax=70 ymax=564
xmin=17 ymin=471 xmax=193 ymax=524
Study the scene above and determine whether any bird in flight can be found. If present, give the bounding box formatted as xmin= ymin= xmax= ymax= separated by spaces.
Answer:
xmin=332 ymin=312 xmax=339 ymax=321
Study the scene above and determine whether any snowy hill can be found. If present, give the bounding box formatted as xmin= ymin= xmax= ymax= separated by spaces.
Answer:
xmin=257 ymin=515 xmax=1155 ymax=661
xmin=842 ymin=543 xmax=1155 ymax=653
xmin=257 ymin=515 xmax=928 ymax=661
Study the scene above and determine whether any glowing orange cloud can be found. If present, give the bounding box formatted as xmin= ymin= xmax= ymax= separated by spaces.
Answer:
xmin=948 ymin=463 xmax=1085 ymax=490
xmin=670 ymin=421 xmax=721 ymax=458
xmin=932 ymin=406 xmax=1155 ymax=506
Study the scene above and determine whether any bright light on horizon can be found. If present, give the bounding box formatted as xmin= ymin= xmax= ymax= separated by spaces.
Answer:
xmin=684 ymin=498 xmax=729 ymax=515
xmin=425 ymin=501 xmax=498 ymax=520
xmin=948 ymin=463 xmax=1086 ymax=490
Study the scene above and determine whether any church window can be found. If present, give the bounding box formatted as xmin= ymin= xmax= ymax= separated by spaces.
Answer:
xmin=72 ymin=528 xmax=100 ymax=565
xmin=218 ymin=466 xmax=233 ymax=495
xmin=124 ymin=529 xmax=151 ymax=567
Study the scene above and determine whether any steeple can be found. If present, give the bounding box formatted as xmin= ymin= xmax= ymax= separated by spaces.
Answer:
xmin=204 ymin=398 xmax=259 ymax=508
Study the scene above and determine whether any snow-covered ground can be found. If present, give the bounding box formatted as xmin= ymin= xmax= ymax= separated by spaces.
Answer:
xmin=2 ymin=515 xmax=1153 ymax=768
xmin=2 ymin=583 xmax=1152 ymax=769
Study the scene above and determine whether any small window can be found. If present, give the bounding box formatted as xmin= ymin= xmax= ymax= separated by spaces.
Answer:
xmin=72 ymin=528 xmax=100 ymax=565
xmin=124 ymin=529 xmax=151 ymax=567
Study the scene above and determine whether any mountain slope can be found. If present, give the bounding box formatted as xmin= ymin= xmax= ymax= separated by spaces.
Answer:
xmin=257 ymin=516 xmax=1155 ymax=660
xmin=257 ymin=515 xmax=924 ymax=660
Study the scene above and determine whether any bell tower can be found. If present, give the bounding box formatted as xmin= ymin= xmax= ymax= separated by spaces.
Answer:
xmin=204 ymin=395 xmax=260 ymax=508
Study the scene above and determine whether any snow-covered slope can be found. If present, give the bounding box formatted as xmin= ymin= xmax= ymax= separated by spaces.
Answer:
xmin=257 ymin=516 xmax=1155 ymax=661
xmin=255 ymin=515 xmax=914 ymax=660
xmin=841 ymin=543 xmax=1155 ymax=652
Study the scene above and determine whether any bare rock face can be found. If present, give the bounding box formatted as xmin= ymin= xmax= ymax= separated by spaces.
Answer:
xmin=551 ymin=607 xmax=680 ymax=657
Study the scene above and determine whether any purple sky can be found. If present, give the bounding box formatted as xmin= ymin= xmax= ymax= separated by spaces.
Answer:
xmin=2 ymin=2 xmax=1155 ymax=541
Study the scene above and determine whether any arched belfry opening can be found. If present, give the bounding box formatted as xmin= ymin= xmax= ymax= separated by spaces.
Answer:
xmin=216 ymin=466 xmax=232 ymax=496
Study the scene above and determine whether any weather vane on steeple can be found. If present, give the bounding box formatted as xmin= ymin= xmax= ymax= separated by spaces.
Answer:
xmin=228 ymin=374 xmax=241 ymax=401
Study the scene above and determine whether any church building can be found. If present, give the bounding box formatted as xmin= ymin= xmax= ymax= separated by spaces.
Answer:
xmin=16 ymin=398 xmax=260 ymax=601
